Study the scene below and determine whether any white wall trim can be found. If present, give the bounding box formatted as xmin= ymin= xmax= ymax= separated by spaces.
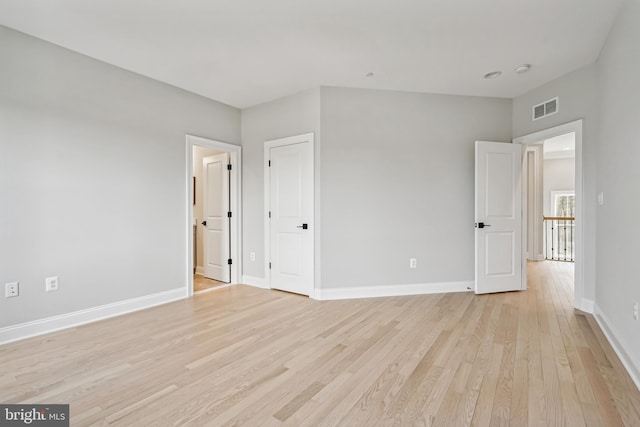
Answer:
xmin=312 ymin=281 xmax=472 ymax=301
xmin=195 ymin=266 xmax=205 ymax=275
xmin=0 ymin=288 xmax=186 ymax=345
xmin=578 ymin=298 xmax=594 ymax=313
xmin=186 ymin=135 xmax=242 ymax=297
xmin=241 ymin=275 xmax=269 ymax=289
xmin=513 ymin=120 xmax=584 ymax=309
xmin=523 ymin=145 xmax=544 ymax=262
xmin=593 ymin=304 xmax=640 ymax=392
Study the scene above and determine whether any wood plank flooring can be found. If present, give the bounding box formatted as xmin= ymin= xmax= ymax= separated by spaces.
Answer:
xmin=1 ymin=261 xmax=639 ymax=426
xmin=193 ymin=275 xmax=227 ymax=293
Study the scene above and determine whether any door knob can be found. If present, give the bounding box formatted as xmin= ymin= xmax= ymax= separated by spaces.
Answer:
xmin=201 ymin=220 xmax=207 ymax=226
xmin=297 ymin=223 xmax=308 ymax=230
xmin=475 ymin=222 xmax=491 ymax=229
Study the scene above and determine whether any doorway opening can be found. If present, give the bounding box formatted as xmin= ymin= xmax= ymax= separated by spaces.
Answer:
xmin=514 ymin=120 xmax=586 ymax=311
xmin=186 ymin=135 xmax=242 ymax=297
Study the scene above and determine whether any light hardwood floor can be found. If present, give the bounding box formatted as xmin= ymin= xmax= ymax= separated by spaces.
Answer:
xmin=194 ymin=275 xmax=228 ymax=293
xmin=1 ymin=262 xmax=639 ymax=426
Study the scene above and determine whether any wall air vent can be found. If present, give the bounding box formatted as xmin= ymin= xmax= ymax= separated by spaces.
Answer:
xmin=532 ymin=97 xmax=559 ymax=121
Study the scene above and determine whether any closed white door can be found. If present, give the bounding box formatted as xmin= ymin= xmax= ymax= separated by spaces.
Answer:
xmin=267 ymin=137 xmax=314 ymax=296
xmin=203 ymin=153 xmax=230 ymax=283
xmin=475 ymin=141 xmax=523 ymax=294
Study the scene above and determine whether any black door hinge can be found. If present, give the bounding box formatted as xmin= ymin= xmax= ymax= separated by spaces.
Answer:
xmin=269 ymin=262 xmax=271 ymax=269
xmin=227 ymin=211 xmax=232 ymax=218
xmin=268 ymin=211 xmax=271 ymax=218
xmin=268 ymin=160 xmax=271 ymax=167
xmin=227 ymin=164 xmax=232 ymax=170
xmin=228 ymin=259 xmax=233 ymax=265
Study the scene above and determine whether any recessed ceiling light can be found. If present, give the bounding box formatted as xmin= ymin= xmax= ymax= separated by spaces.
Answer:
xmin=514 ymin=64 xmax=531 ymax=74
xmin=484 ymin=71 xmax=502 ymax=79
xmin=366 ymin=72 xmax=374 ymax=77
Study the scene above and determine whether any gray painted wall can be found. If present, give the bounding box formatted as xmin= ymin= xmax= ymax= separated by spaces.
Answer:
xmin=320 ymin=87 xmax=512 ymax=288
xmin=543 ymin=158 xmax=575 ymax=216
xmin=512 ymin=64 xmax=598 ymax=303
xmin=240 ymin=89 xmax=321 ymax=279
xmin=595 ymin=0 xmax=640 ymax=371
xmin=0 ymin=26 xmax=240 ymax=327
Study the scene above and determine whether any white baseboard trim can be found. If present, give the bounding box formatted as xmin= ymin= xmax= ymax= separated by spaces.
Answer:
xmin=195 ymin=266 xmax=204 ymax=275
xmin=0 ymin=288 xmax=187 ymax=345
xmin=313 ymin=281 xmax=472 ymax=301
xmin=577 ymin=298 xmax=594 ymax=313
xmin=241 ymin=275 xmax=269 ymax=289
xmin=593 ymin=304 xmax=640 ymax=392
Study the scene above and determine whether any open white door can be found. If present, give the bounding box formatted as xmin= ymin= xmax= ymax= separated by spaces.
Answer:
xmin=203 ymin=153 xmax=230 ymax=283
xmin=475 ymin=141 xmax=524 ymax=294
xmin=267 ymin=135 xmax=314 ymax=296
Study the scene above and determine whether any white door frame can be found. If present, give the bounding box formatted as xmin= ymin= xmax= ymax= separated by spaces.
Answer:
xmin=523 ymin=145 xmax=544 ymax=261
xmin=264 ymin=133 xmax=315 ymax=295
xmin=513 ymin=119 xmax=584 ymax=310
xmin=186 ymin=134 xmax=242 ymax=297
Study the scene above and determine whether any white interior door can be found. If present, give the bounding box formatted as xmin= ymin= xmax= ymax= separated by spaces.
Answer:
xmin=475 ymin=141 xmax=524 ymax=294
xmin=268 ymin=137 xmax=314 ymax=296
xmin=203 ymin=153 xmax=230 ymax=283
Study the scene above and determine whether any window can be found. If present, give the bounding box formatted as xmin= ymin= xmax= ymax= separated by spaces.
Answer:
xmin=551 ymin=191 xmax=575 ymax=217
xmin=546 ymin=190 xmax=575 ymax=261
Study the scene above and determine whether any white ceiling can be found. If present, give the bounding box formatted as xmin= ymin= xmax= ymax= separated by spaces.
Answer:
xmin=544 ymin=133 xmax=575 ymax=159
xmin=0 ymin=0 xmax=623 ymax=108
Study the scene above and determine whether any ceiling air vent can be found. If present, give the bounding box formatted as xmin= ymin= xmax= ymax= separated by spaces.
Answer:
xmin=532 ymin=97 xmax=559 ymax=121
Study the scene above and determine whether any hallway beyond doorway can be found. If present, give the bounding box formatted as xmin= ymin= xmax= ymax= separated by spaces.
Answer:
xmin=194 ymin=274 xmax=227 ymax=293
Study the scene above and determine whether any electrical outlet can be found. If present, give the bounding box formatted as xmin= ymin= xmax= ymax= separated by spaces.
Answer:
xmin=634 ymin=301 xmax=639 ymax=321
xmin=46 ymin=276 xmax=59 ymax=292
xmin=5 ymin=282 xmax=19 ymax=298
xmin=250 ymin=252 xmax=256 ymax=262
xmin=409 ymin=258 xmax=417 ymax=269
